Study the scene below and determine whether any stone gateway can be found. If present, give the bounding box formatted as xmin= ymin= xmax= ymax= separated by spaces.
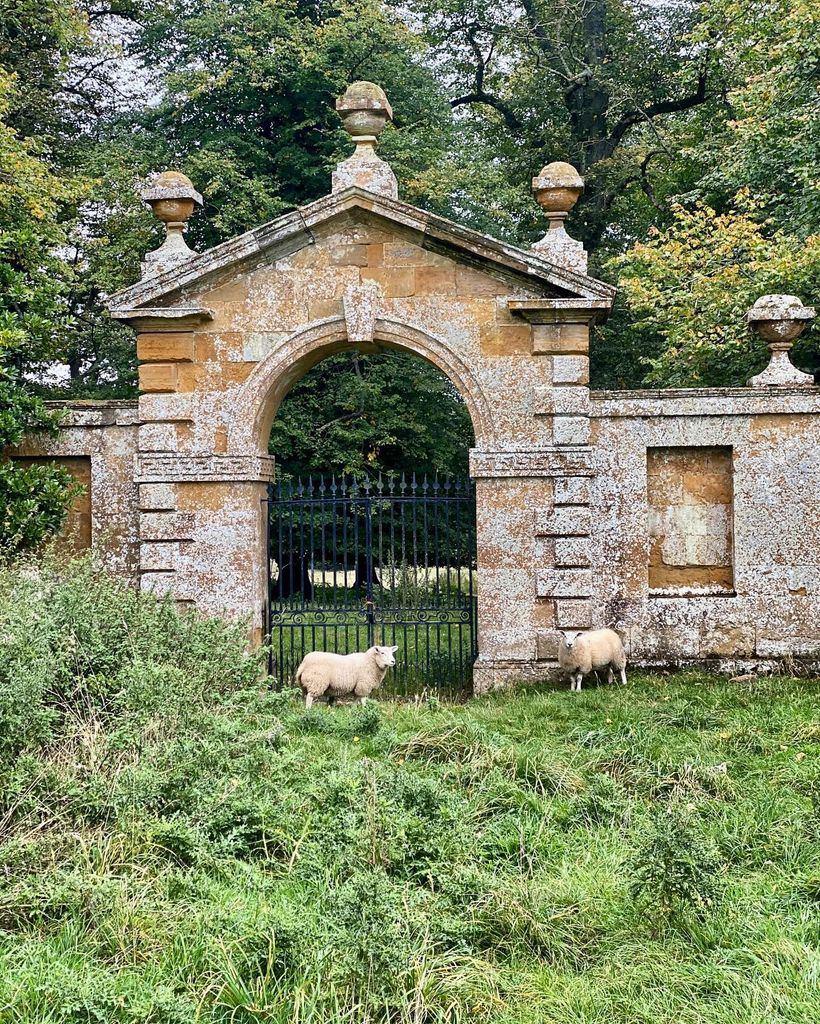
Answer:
xmin=11 ymin=83 xmax=820 ymax=691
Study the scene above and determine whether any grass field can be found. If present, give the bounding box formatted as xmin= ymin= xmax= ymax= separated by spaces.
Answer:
xmin=1 ymin=561 xmax=819 ymax=1023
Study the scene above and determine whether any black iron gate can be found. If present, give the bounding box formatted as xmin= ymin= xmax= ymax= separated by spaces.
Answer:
xmin=264 ymin=475 xmax=478 ymax=696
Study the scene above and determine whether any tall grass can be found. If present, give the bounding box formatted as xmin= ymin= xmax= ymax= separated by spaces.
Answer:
xmin=0 ymin=559 xmax=818 ymax=1022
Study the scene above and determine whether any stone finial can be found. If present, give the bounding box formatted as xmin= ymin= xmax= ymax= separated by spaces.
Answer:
xmin=746 ymin=294 xmax=816 ymax=387
xmin=531 ymin=161 xmax=587 ymax=274
xmin=332 ymin=81 xmax=398 ymax=199
xmin=140 ymin=170 xmax=203 ymax=278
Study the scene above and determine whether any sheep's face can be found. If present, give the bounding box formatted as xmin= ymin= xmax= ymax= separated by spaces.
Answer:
xmin=371 ymin=645 xmax=398 ymax=669
xmin=559 ymin=630 xmax=581 ymax=650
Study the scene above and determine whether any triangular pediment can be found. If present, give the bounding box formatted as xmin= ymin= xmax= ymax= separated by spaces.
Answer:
xmin=108 ymin=187 xmax=615 ymax=316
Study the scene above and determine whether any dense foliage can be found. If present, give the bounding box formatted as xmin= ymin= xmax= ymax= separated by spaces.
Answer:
xmin=0 ymin=560 xmax=819 ymax=1021
xmin=269 ymin=350 xmax=474 ymax=479
xmin=0 ymin=67 xmax=82 ymax=552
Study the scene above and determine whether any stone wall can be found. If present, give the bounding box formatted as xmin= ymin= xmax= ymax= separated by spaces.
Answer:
xmin=8 ymin=401 xmax=140 ymax=581
xmin=9 ymin=382 xmax=820 ymax=681
xmin=589 ymin=387 xmax=820 ymax=666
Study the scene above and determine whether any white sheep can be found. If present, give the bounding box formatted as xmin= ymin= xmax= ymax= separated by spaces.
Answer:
xmin=295 ymin=645 xmax=398 ymax=708
xmin=557 ymin=628 xmax=627 ymax=692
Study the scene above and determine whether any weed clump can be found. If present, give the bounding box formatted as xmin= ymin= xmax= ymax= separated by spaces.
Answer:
xmin=631 ymin=805 xmax=724 ymax=929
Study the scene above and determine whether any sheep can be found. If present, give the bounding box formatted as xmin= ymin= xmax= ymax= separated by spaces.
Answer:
xmin=557 ymin=628 xmax=627 ymax=692
xmin=295 ymin=645 xmax=398 ymax=708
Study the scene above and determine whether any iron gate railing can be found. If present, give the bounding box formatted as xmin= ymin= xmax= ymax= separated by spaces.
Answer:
xmin=264 ymin=475 xmax=478 ymax=696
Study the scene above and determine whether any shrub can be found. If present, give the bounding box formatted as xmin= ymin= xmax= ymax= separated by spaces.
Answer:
xmin=630 ymin=806 xmax=724 ymax=928
xmin=0 ymin=557 xmax=264 ymax=761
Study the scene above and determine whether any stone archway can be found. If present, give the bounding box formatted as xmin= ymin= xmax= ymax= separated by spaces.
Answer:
xmin=116 ymin=177 xmax=611 ymax=691
xmin=229 ymin=316 xmax=497 ymax=456
xmin=229 ymin=316 xmax=492 ymax=684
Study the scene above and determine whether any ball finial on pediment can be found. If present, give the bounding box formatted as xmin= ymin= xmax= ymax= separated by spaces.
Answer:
xmin=530 ymin=161 xmax=587 ymax=274
xmin=336 ymin=81 xmax=393 ymax=141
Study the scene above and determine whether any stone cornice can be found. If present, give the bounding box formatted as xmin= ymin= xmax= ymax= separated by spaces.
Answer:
xmin=591 ymin=387 xmax=820 ymax=418
xmin=136 ymin=453 xmax=275 ymax=483
xmin=110 ymin=306 xmax=214 ymax=331
xmin=508 ymin=298 xmax=612 ymax=325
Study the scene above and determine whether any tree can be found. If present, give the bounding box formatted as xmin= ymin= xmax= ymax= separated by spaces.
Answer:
xmin=269 ymin=350 xmax=475 ymax=480
xmin=599 ymin=0 xmax=820 ymax=388
xmin=609 ymin=197 xmax=820 ymax=388
xmin=695 ymin=0 xmax=820 ymax=239
xmin=401 ymin=0 xmax=725 ymax=252
xmin=0 ymin=69 xmax=82 ymax=553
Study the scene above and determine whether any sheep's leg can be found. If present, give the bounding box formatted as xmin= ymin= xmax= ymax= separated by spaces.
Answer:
xmin=359 ymin=695 xmax=368 ymax=705
xmin=572 ymin=672 xmax=583 ymax=692
xmin=304 ymin=692 xmax=314 ymax=710
xmin=606 ymin=666 xmax=614 ymax=685
xmin=619 ymin=667 xmax=627 ymax=686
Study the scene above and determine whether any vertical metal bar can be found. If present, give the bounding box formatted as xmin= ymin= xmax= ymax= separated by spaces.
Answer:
xmin=265 ymin=480 xmax=273 ymax=678
xmin=365 ymin=492 xmax=374 ymax=649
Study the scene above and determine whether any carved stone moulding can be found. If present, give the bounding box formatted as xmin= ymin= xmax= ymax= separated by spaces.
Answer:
xmin=136 ymin=453 xmax=276 ymax=484
xmin=469 ymin=447 xmax=594 ymax=479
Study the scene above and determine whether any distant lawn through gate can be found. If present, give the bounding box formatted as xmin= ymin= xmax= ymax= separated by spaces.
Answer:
xmin=265 ymin=476 xmax=478 ymax=695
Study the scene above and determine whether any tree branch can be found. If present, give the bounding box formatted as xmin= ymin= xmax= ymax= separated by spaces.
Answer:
xmin=605 ymin=70 xmax=709 ymax=155
xmin=450 ymin=91 xmax=523 ymax=134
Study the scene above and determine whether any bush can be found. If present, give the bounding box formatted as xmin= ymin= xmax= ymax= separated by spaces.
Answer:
xmin=630 ymin=805 xmax=724 ymax=929
xmin=0 ymin=557 xmax=263 ymax=762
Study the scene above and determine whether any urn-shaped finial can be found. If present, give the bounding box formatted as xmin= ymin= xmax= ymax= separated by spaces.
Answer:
xmin=746 ymin=294 xmax=815 ymax=387
xmin=531 ymin=162 xmax=587 ymax=274
xmin=332 ymin=82 xmax=398 ymax=199
xmin=140 ymin=170 xmax=203 ymax=278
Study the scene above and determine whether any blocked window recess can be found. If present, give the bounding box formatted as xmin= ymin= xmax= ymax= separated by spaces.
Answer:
xmin=646 ymin=446 xmax=735 ymax=596
xmin=11 ymin=456 xmax=92 ymax=554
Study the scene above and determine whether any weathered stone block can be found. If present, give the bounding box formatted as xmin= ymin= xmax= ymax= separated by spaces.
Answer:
xmin=555 ymin=599 xmax=593 ymax=628
xmin=554 ymin=477 xmax=590 ymax=505
xmin=140 ymin=540 xmax=180 ymax=571
xmin=536 ymin=630 xmax=560 ymax=660
xmin=535 ymin=387 xmax=589 ymax=416
xmin=138 ymin=422 xmax=178 ymax=452
xmin=140 ymin=511 xmax=195 ymax=542
xmin=381 ymin=240 xmax=443 ymax=267
xmin=552 ymin=355 xmax=589 ymax=385
xmin=176 ymin=364 xmax=207 ymax=392
xmin=536 ymin=568 xmax=592 ymax=598
xmin=534 ymin=506 xmax=591 ymax=536
xmin=310 ymin=297 xmax=343 ymax=320
xmin=455 ymin=266 xmax=507 ymax=296
xmin=361 ymin=267 xmax=414 ymax=296
xmin=480 ymin=323 xmax=531 ymax=357
xmin=136 ymin=333 xmax=194 ymax=362
xmin=532 ymin=323 xmax=589 ymax=355
xmin=415 ymin=266 xmax=456 ymax=293
xmin=139 ymin=570 xmax=183 ymax=597
xmin=555 ymin=536 xmax=591 ymax=566
xmin=553 ymin=416 xmax=591 ymax=446
xmin=139 ymin=483 xmax=176 ymax=512
xmin=138 ymin=363 xmax=178 ymax=393
xmin=328 ymin=243 xmax=368 ymax=266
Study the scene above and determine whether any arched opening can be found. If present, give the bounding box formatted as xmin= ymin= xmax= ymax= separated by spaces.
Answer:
xmin=257 ymin=334 xmax=480 ymax=696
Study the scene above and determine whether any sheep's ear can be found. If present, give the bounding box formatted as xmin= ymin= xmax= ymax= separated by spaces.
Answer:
xmin=389 ymin=645 xmax=398 ymax=653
